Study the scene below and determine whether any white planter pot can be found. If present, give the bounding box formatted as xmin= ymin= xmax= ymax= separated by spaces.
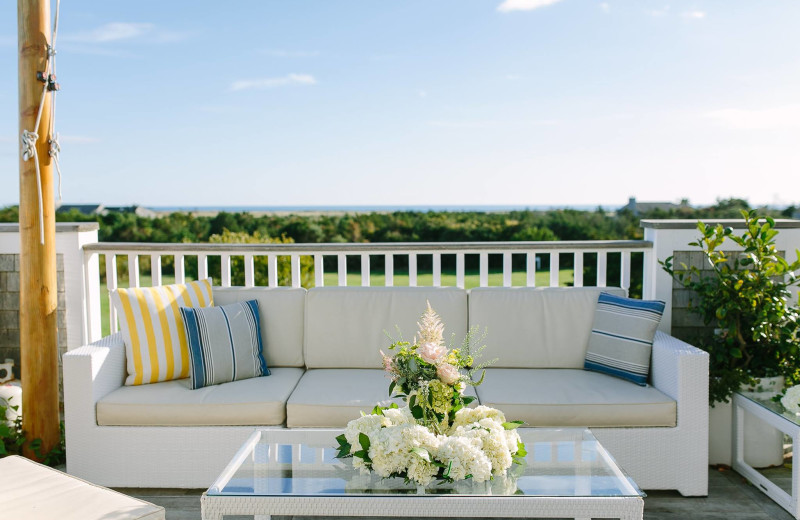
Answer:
xmin=708 ymin=376 xmax=786 ymax=468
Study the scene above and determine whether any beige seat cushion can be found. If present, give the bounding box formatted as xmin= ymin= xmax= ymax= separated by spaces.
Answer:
xmin=286 ymin=368 xmax=478 ymax=427
xmin=213 ymin=287 xmax=306 ymax=367
xmin=469 ymin=287 xmax=626 ymax=368
xmin=97 ymin=368 xmax=304 ymax=426
xmin=0 ymin=455 xmax=164 ymax=520
xmin=476 ymin=368 xmax=676 ymax=427
xmin=305 ymin=287 xmax=468 ymax=369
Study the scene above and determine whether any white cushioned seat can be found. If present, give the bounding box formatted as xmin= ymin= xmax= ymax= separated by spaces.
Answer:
xmin=287 ymin=368 xmax=478 ymax=427
xmin=0 ymin=455 xmax=164 ymax=520
xmin=469 ymin=287 xmax=626 ymax=368
xmin=476 ymin=368 xmax=676 ymax=427
xmin=97 ymin=368 xmax=304 ymax=426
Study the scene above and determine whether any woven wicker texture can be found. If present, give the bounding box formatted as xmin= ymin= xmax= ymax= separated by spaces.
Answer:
xmin=64 ymin=329 xmax=708 ymax=495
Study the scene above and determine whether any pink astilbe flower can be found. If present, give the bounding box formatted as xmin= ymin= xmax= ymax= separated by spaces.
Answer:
xmin=381 ymin=350 xmax=398 ymax=380
xmin=417 ymin=301 xmax=445 ymax=348
xmin=437 ymin=363 xmax=460 ymax=385
xmin=419 ymin=341 xmax=447 ymax=364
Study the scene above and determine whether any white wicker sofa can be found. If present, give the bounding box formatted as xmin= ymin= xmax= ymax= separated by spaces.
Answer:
xmin=63 ymin=285 xmax=708 ymax=495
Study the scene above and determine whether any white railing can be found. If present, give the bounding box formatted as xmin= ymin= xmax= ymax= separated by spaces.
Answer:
xmin=82 ymin=240 xmax=654 ymax=337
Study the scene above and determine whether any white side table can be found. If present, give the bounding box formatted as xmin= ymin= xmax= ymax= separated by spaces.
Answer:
xmin=732 ymin=392 xmax=799 ymax=519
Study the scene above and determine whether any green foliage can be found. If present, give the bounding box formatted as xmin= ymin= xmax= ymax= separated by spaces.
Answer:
xmin=0 ymin=404 xmax=66 ymax=466
xmin=661 ymin=210 xmax=800 ymax=404
xmin=207 ymin=229 xmax=314 ymax=288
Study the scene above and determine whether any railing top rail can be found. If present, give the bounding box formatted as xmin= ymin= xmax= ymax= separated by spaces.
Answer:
xmin=84 ymin=240 xmax=653 ymax=254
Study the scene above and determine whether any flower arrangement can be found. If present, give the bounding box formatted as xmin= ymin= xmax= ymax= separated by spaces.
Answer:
xmin=781 ymin=385 xmax=800 ymax=415
xmin=336 ymin=302 xmax=527 ymax=487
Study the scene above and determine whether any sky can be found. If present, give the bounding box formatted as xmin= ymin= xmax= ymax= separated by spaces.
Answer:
xmin=1 ymin=0 xmax=799 ymax=209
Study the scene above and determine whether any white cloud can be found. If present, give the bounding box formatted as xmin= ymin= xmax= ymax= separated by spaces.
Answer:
xmin=497 ymin=0 xmax=565 ymax=13
xmin=682 ymin=10 xmax=706 ymax=19
xmin=63 ymin=23 xmax=155 ymax=43
xmin=261 ymin=49 xmax=320 ymax=57
xmin=428 ymin=119 xmax=560 ymax=129
xmin=705 ymin=104 xmax=800 ymax=130
xmin=60 ymin=135 xmax=100 ymax=144
xmin=62 ymin=23 xmax=189 ymax=44
xmin=230 ymin=74 xmax=317 ymax=91
xmin=647 ymin=6 xmax=670 ymax=17
xmin=600 ymin=2 xmax=611 ymax=13
xmin=417 ymin=90 xmax=428 ymax=98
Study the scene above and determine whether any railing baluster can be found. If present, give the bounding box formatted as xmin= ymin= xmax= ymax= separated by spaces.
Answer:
xmin=574 ymin=251 xmax=584 ymax=288
xmin=244 ymin=254 xmax=255 ymax=287
xmin=221 ymin=254 xmax=231 ymax=287
xmin=642 ymin=249 xmax=655 ymax=299
xmin=456 ymin=253 xmax=465 ymax=289
xmin=291 ymin=254 xmax=301 ymax=288
xmin=268 ymin=255 xmax=278 ymax=287
xmin=503 ymin=252 xmax=512 ymax=287
xmin=433 ymin=253 xmax=441 ymax=287
xmin=597 ymin=251 xmax=607 ymax=287
xmin=361 ymin=253 xmax=370 ymax=287
xmin=150 ymin=254 xmax=162 ymax=286
xmin=198 ymin=254 xmax=208 ymax=281
xmin=105 ymin=253 xmax=119 ymax=332
xmin=128 ymin=254 xmax=140 ymax=288
xmin=174 ymin=254 xmax=185 ymax=284
xmin=549 ymin=252 xmax=559 ymax=287
xmin=338 ymin=254 xmax=347 ymax=286
xmin=479 ymin=253 xmax=488 ymax=287
xmin=384 ymin=254 xmax=394 ymax=287
xmin=314 ymin=254 xmax=324 ymax=287
xmin=409 ymin=253 xmax=417 ymax=287
xmin=527 ymin=252 xmax=536 ymax=287
xmin=621 ymin=250 xmax=631 ymax=293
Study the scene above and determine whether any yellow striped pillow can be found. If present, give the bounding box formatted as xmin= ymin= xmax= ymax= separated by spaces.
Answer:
xmin=111 ymin=279 xmax=214 ymax=386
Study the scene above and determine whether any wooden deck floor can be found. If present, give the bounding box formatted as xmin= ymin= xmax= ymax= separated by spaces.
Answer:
xmin=122 ymin=466 xmax=795 ymax=520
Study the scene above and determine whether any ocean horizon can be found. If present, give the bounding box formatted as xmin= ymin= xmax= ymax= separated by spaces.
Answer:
xmin=148 ymin=204 xmax=606 ymax=213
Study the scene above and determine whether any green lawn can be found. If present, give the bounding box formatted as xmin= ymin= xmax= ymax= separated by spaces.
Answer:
xmin=100 ymin=268 xmax=574 ymax=336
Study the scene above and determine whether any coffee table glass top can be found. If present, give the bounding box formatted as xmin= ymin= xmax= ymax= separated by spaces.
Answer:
xmin=208 ymin=428 xmax=644 ymax=498
xmin=737 ymin=391 xmax=800 ymax=426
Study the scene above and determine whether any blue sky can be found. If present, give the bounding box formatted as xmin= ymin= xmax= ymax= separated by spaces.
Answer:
xmin=1 ymin=0 xmax=799 ymax=208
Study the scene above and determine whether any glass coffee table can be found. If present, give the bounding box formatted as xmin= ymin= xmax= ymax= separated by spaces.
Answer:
xmin=202 ymin=428 xmax=644 ymax=520
xmin=732 ymin=392 xmax=800 ymax=519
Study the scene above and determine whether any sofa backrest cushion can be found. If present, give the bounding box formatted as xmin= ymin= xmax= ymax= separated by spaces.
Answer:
xmin=305 ymin=287 xmax=468 ymax=369
xmin=468 ymin=287 xmax=626 ymax=369
xmin=212 ymin=287 xmax=306 ymax=367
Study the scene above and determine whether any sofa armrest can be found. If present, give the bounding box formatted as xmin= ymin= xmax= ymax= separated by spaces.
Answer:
xmin=63 ymin=333 xmax=126 ymax=428
xmin=651 ymin=331 xmax=709 ymax=425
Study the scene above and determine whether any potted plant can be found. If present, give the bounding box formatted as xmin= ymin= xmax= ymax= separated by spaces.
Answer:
xmin=661 ymin=210 xmax=800 ymax=404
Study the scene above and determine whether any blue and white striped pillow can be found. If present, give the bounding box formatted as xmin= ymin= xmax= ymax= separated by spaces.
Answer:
xmin=584 ymin=292 xmax=665 ymax=386
xmin=180 ymin=299 xmax=270 ymax=390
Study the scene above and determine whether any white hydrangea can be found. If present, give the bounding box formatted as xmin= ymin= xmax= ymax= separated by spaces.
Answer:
xmin=368 ymin=423 xmax=441 ymax=481
xmin=435 ymin=435 xmax=492 ymax=482
xmin=782 ymin=385 xmax=800 ymax=415
xmin=451 ymin=418 xmax=513 ymax=475
xmin=504 ymin=428 xmax=522 ymax=454
xmin=344 ymin=414 xmax=390 ymax=450
xmin=450 ymin=405 xmax=507 ymax=430
xmin=383 ymin=406 xmax=414 ymax=426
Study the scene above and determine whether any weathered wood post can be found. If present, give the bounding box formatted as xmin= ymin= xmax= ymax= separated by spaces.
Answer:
xmin=18 ymin=0 xmax=60 ymax=459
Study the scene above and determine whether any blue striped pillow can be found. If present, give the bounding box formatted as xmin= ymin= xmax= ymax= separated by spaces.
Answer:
xmin=179 ymin=300 xmax=270 ymax=390
xmin=584 ymin=292 xmax=665 ymax=386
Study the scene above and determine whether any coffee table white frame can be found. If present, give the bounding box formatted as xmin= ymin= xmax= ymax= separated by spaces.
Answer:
xmin=732 ymin=392 xmax=800 ymax=519
xmin=201 ymin=428 xmax=644 ymax=520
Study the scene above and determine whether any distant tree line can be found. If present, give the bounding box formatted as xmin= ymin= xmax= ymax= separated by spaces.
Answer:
xmin=0 ymin=197 xmax=783 ymax=246
xmin=0 ymin=198 xmax=792 ymax=292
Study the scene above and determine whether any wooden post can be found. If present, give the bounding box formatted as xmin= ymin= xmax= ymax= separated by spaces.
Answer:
xmin=18 ymin=0 xmax=60 ymax=460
